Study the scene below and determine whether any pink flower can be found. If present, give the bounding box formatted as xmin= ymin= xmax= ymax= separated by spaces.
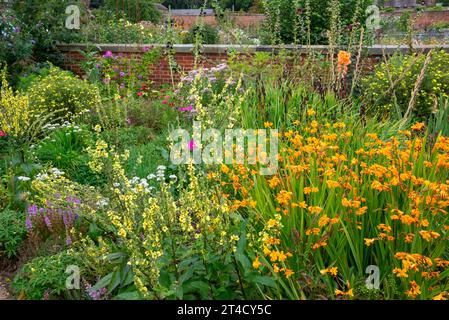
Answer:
xmin=0 ymin=130 xmax=6 ymax=137
xmin=179 ymin=105 xmax=193 ymax=112
xmin=103 ymin=51 xmax=113 ymax=58
xmin=137 ymin=91 xmax=143 ymax=97
xmin=162 ymin=100 xmax=168 ymax=105
xmin=188 ymin=139 xmax=196 ymax=151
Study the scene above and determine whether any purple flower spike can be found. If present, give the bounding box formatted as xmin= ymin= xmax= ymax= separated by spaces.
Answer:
xmin=28 ymin=204 xmax=38 ymax=216
xmin=44 ymin=216 xmax=52 ymax=229
xmin=25 ymin=217 xmax=33 ymax=231
xmin=66 ymin=236 xmax=72 ymax=246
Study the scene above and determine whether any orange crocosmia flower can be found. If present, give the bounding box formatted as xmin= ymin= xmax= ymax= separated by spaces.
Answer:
xmin=335 ymin=288 xmax=353 ymax=297
xmin=406 ymin=281 xmax=421 ymax=298
xmin=277 ymin=251 xmax=288 ymax=262
xmin=432 ymin=292 xmax=447 ymax=300
xmin=356 ymin=206 xmax=368 ymax=216
xmin=269 ymin=251 xmax=279 ymax=262
xmin=306 ymin=228 xmax=320 ymax=235
xmin=411 ymin=122 xmax=425 ymax=131
xmin=268 ymin=176 xmax=281 ymax=189
xmin=284 ymin=268 xmax=294 ymax=278
xmin=308 ymin=206 xmax=323 ymax=214
xmin=326 ymin=180 xmax=340 ymax=188
xmin=320 ymin=267 xmax=338 ymax=276
xmin=364 ymin=238 xmax=376 ymax=246
xmin=393 ymin=268 xmax=408 ymax=278
xmin=337 ymin=50 xmax=351 ymax=66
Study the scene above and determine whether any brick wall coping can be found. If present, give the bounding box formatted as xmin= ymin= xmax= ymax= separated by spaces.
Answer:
xmin=57 ymin=43 xmax=449 ymax=55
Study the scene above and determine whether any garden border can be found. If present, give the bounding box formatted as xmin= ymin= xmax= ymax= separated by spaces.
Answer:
xmin=58 ymin=44 xmax=449 ymax=86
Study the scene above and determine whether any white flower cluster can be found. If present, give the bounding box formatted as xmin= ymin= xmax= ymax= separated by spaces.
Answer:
xmin=35 ymin=168 xmax=65 ymax=181
xmin=129 ymin=176 xmax=155 ymax=194
xmin=96 ymin=198 xmax=110 ymax=208
xmin=42 ymin=121 xmax=81 ymax=132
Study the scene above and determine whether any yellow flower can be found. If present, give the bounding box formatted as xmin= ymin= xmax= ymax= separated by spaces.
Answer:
xmin=364 ymin=238 xmax=376 ymax=246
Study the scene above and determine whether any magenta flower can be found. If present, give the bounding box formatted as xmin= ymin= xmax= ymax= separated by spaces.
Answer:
xmin=0 ymin=130 xmax=6 ymax=137
xmin=103 ymin=51 xmax=113 ymax=58
xmin=162 ymin=100 xmax=168 ymax=105
xmin=179 ymin=105 xmax=193 ymax=112
xmin=188 ymin=139 xmax=196 ymax=151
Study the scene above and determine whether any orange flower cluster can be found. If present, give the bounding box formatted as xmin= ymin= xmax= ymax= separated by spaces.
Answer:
xmin=214 ymin=119 xmax=449 ymax=299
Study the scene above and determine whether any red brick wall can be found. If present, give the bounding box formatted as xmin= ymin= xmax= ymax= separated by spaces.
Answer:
xmin=58 ymin=44 xmax=446 ymax=87
xmin=60 ymin=48 xmax=228 ymax=86
xmin=381 ymin=10 xmax=449 ymax=29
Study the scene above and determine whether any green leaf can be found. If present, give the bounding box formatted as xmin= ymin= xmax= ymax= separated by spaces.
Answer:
xmin=113 ymin=291 xmax=140 ymax=300
xmin=250 ymin=275 xmax=277 ymax=288
xmin=91 ymin=273 xmax=113 ymax=292
xmin=108 ymin=268 xmax=122 ymax=292
xmin=179 ymin=267 xmax=194 ymax=285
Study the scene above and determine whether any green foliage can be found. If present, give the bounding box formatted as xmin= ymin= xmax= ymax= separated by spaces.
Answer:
xmin=163 ymin=0 xmax=254 ymax=10
xmin=0 ymin=9 xmax=34 ymax=79
xmin=16 ymin=63 xmax=53 ymax=92
xmin=184 ymin=24 xmax=219 ymax=44
xmin=0 ymin=209 xmax=27 ymax=258
xmin=26 ymin=66 xmax=101 ymax=122
xmin=261 ymin=0 xmax=371 ymax=44
xmin=12 ymin=250 xmax=79 ymax=299
xmin=74 ymin=12 xmax=164 ymax=44
xmin=12 ymin=0 xmax=87 ymax=64
xmin=33 ymin=126 xmax=100 ymax=185
xmin=361 ymin=50 xmax=449 ymax=120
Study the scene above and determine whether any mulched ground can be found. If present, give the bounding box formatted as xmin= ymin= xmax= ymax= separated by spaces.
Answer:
xmin=0 ymin=274 xmax=12 ymax=300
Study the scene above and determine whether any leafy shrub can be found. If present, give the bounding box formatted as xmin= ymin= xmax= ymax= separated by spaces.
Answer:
xmin=0 ymin=10 xmax=34 ymax=78
xmin=184 ymin=24 xmax=219 ymax=44
xmin=0 ymin=209 xmax=27 ymax=258
xmin=74 ymin=14 xmax=164 ymax=44
xmin=33 ymin=125 xmax=99 ymax=185
xmin=102 ymin=0 xmax=161 ymax=24
xmin=361 ymin=50 xmax=449 ymax=120
xmin=261 ymin=0 xmax=371 ymax=44
xmin=12 ymin=0 xmax=87 ymax=47
xmin=12 ymin=250 xmax=79 ymax=299
xmin=16 ymin=63 xmax=53 ymax=92
xmin=26 ymin=66 xmax=101 ymax=122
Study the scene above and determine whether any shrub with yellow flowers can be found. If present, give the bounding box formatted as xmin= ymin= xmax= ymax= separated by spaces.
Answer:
xmin=26 ymin=66 xmax=100 ymax=122
xmin=85 ymin=136 xmax=269 ymax=299
xmin=362 ymin=50 xmax=449 ymax=120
